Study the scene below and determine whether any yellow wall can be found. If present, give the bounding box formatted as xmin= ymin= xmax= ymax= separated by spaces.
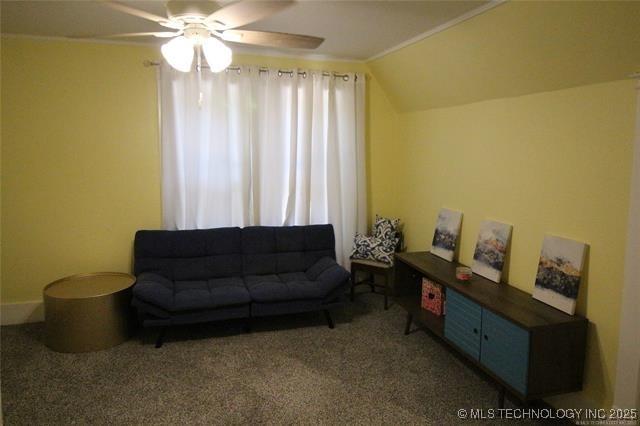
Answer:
xmin=363 ymin=0 xmax=638 ymax=410
xmin=1 ymin=38 xmax=162 ymax=303
xmin=0 ymin=36 xmax=396 ymax=303
xmin=376 ymin=80 xmax=636 ymax=408
xmin=368 ymin=1 xmax=640 ymax=111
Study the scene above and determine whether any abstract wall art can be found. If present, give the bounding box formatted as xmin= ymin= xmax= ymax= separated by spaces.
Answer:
xmin=532 ymin=235 xmax=587 ymax=315
xmin=430 ymin=208 xmax=463 ymax=262
xmin=471 ymin=220 xmax=512 ymax=283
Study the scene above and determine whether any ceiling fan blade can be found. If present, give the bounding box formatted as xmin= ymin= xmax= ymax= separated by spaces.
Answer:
xmin=221 ymin=30 xmax=324 ymax=49
xmin=102 ymin=1 xmax=181 ymax=29
xmin=68 ymin=32 xmax=181 ymax=39
xmin=205 ymin=1 xmax=294 ymax=29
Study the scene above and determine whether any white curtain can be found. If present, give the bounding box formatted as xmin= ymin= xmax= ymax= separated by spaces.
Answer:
xmin=159 ymin=64 xmax=366 ymax=266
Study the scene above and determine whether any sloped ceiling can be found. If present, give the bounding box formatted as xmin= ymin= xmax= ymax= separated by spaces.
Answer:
xmin=0 ymin=0 xmax=488 ymax=60
xmin=367 ymin=1 xmax=640 ymax=112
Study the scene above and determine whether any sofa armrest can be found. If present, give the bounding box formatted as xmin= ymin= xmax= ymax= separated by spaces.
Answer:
xmin=132 ymin=272 xmax=174 ymax=311
xmin=136 ymin=272 xmax=172 ymax=287
xmin=306 ymin=257 xmax=350 ymax=284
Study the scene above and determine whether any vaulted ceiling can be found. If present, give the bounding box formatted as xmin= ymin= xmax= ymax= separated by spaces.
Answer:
xmin=368 ymin=1 xmax=640 ymax=111
xmin=0 ymin=0 xmax=488 ymax=60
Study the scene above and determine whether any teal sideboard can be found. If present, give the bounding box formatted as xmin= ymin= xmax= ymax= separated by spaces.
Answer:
xmin=394 ymin=251 xmax=588 ymax=406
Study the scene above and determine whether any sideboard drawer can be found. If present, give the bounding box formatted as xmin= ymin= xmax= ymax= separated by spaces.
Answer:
xmin=444 ymin=289 xmax=482 ymax=360
xmin=480 ymin=309 xmax=530 ymax=395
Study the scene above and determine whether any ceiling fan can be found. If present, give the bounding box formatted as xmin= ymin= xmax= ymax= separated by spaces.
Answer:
xmin=75 ymin=0 xmax=324 ymax=72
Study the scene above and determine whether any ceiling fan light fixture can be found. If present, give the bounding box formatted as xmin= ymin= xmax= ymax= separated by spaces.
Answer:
xmin=202 ymin=37 xmax=232 ymax=73
xmin=161 ymin=36 xmax=194 ymax=72
xmin=91 ymin=0 xmax=318 ymax=73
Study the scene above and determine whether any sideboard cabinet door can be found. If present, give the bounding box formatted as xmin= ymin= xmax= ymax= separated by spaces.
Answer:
xmin=480 ymin=309 xmax=530 ymax=395
xmin=444 ymin=289 xmax=482 ymax=360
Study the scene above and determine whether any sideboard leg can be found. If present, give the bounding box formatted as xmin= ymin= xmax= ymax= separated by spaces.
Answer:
xmin=498 ymin=386 xmax=506 ymax=409
xmin=404 ymin=313 xmax=413 ymax=335
xmin=155 ymin=326 xmax=167 ymax=348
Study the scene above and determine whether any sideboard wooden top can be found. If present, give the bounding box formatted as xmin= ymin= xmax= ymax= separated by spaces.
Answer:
xmin=395 ymin=251 xmax=587 ymax=329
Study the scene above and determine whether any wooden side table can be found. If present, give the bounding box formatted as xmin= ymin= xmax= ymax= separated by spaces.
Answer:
xmin=43 ymin=272 xmax=136 ymax=353
xmin=350 ymin=259 xmax=395 ymax=310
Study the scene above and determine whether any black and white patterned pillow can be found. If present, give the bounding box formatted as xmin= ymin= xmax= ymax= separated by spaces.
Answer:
xmin=373 ymin=214 xmax=400 ymax=242
xmin=350 ymin=233 xmax=399 ymax=265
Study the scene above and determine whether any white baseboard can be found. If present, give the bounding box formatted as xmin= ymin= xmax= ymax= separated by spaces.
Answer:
xmin=1 ymin=301 xmax=44 ymax=325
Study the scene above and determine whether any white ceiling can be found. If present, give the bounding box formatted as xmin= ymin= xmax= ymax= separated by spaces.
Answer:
xmin=1 ymin=0 xmax=489 ymax=60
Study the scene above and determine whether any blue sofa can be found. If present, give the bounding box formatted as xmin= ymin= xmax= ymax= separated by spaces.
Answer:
xmin=132 ymin=224 xmax=350 ymax=347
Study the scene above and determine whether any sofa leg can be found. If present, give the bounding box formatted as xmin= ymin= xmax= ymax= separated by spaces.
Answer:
xmin=243 ymin=318 xmax=252 ymax=333
xmin=323 ymin=310 xmax=335 ymax=329
xmin=155 ymin=326 xmax=167 ymax=348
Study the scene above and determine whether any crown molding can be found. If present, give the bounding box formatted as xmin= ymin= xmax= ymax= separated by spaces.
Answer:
xmin=366 ymin=0 xmax=507 ymax=62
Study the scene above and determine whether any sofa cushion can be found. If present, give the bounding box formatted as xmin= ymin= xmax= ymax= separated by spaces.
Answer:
xmin=244 ymin=275 xmax=323 ymax=303
xmin=278 ymin=271 xmax=308 ymax=282
xmin=242 ymin=227 xmax=278 ymax=275
xmin=132 ymin=273 xmax=250 ymax=313
xmin=275 ymin=227 xmax=305 ymax=252
xmin=242 ymin=225 xmax=337 ymax=275
xmin=313 ymin=262 xmax=351 ymax=288
xmin=301 ymin=225 xmax=337 ymax=270
xmin=244 ymin=258 xmax=349 ymax=303
xmin=134 ymin=228 xmax=243 ymax=280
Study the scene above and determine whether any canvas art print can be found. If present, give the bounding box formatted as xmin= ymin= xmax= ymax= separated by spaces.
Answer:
xmin=533 ymin=235 xmax=587 ymax=315
xmin=471 ymin=220 xmax=512 ymax=283
xmin=430 ymin=208 xmax=463 ymax=262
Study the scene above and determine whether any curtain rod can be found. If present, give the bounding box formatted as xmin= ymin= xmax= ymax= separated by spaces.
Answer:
xmin=143 ymin=60 xmax=356 ymax=81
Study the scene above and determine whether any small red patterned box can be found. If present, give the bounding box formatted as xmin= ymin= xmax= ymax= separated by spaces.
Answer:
xmin=421 ymin=278 xmax=444 ymax=316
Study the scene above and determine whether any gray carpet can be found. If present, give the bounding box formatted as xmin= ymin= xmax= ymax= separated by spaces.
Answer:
xmin=2 ymin=293 xmax=546 ymax=425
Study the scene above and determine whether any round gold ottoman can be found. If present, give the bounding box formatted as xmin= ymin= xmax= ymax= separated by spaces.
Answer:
xmin=43 ymin=272 xmax=136 ymax=353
